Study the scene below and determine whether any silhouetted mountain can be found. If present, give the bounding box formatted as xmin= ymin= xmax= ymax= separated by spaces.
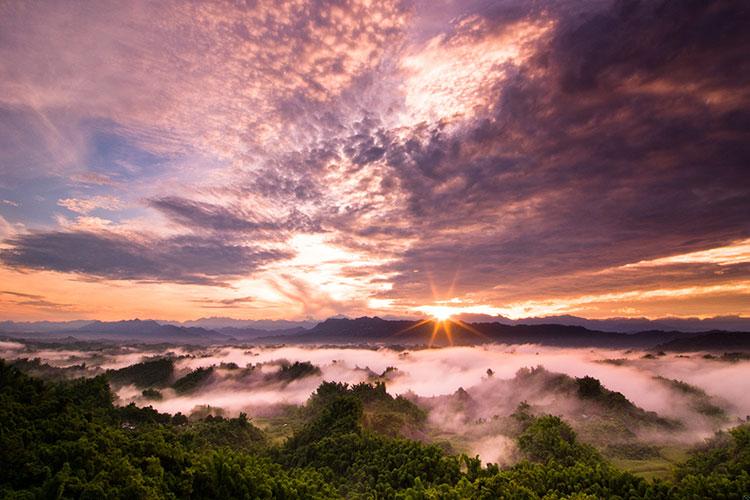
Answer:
xmin=73 ymin=319 xmax=232 ymax=343
xmin=1 ymin=317 xmax=747 ymax=349
xmin=173 ymin=317 xmax=317 ymax=330
xmin=258 ymin=317 xmax=740 ymax=349
xmin=215 ymin=326 xmax=308 ymax=340
xmin=0 ymin=319 xmax=233 ymax=344
xmin=654 ymin=331 xmax=750 ymax=352
xmin=474 ymin=323 xmax=701 ymax=348
xmin=303 ymin=317 xmax=416 ymax=341
xmin=454 ymin=314 xmax=750 ymax=333
xmin=0 ymin=320 xmax=95 ymax=332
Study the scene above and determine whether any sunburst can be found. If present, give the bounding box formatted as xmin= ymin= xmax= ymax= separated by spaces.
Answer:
xmin=392 ymin=269 xmax=491 ymax=346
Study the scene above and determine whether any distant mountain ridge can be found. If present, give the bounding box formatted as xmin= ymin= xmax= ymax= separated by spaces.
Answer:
xmin=74 ymin=319 xmax=231 ymax=343
xmin=0 ymin=316 xmax=748 ymax=350
xmin=454 ymin=314 xmax=750 ymax=333
xmin=262 ymin=317 xmax=725 ymax=349
xmin=171 ymin=317 xmax=318 ymax=331
xmin=3 ymin=314 xmax=749 ymax=334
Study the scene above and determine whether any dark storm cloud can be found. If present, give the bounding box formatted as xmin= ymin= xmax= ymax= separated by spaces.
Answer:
xmin=365 ymin=0 xmax=750 ymax=297
xmin=0 ymin=231 xmax=291 ymax=285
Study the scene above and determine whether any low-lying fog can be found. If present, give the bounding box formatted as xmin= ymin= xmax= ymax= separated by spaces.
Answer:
xmin=3 ymin=341 xmax=748 ymax=464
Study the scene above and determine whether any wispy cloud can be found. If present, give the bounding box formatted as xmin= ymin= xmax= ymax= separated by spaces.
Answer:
xmin=0 ymin=231 xmax=291 ymax=286
xmin=58 ymin=195 xmax=123 ymax=214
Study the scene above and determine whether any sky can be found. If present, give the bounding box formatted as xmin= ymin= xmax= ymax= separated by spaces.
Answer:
xmin=0 ymin=0 xmax=748 ymax=322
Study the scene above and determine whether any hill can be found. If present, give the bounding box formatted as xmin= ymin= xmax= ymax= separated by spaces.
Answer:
xmin=2 ymin=360 xmax=748 ymax=498
xmin=654 ymin=331 xmax=750 ymax=352
xmin=1 ymin=317 xmax=748 ymax=350
xmin=261 ymin=317 xmax=732 ymax=349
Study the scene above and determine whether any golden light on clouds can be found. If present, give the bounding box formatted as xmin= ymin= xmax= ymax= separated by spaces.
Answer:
xmin=399 ymin=18 xmax=553 ymax=124
xmin=622 ymin=239 xmax=750 ymax=268
xmin=0 ymin=0 xmax=748 ymax=323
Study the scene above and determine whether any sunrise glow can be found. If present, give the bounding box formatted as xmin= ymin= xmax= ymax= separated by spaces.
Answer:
xmin=0 ymin=0 xmax=747 ymax=324
xmin=1 ymin=2 xmax=749 ymax=496
xmin=420 ymin=306 xmax=456 ymax=322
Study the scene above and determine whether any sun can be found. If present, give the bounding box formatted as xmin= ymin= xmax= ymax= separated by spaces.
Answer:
xmin=419 ymin=305 xmax=455 ymax=322
xmin=431 ymin=308 xmax=453 ymax=322
xmin=398 ymin=303 xmax=489 ymax=347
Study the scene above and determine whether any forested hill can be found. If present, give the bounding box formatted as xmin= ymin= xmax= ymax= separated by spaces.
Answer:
xmin=1 ymin=360 xmax=749 ymax=498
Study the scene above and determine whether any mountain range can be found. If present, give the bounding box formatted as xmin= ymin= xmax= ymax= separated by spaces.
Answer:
xmin=1 ymin=316 xmax=749 ymax=351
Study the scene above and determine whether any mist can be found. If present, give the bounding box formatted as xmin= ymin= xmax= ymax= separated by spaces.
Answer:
xmin=2 ymin=341 xmax=748 ymax=463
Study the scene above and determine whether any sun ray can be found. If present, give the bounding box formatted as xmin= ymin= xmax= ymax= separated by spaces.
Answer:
xmin=428 ymin=320 xmax=440 ymax=347
xmin=391 ymin=318 xmax=432 ymax=337
xmin=451 ymin=318 xmax=490 ymax=341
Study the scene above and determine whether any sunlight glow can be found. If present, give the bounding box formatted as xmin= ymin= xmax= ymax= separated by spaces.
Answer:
xmin=425 ymin=306 xmax=454 ymax=322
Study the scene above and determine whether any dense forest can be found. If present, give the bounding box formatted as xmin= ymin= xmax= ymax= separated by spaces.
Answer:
xmin=1 ymin=359 xmax=748 ymax=499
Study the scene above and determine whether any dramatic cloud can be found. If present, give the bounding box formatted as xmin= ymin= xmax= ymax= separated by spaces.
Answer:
xmin=375 ymin=0 xmax=750 ymax=295
xmin=0 ymin=232 xmax=291 ymax=285
xmin=0 ymin=0 xmax=748 ymax=320
xmin=150 ymin=196 xmax=321 ymax=236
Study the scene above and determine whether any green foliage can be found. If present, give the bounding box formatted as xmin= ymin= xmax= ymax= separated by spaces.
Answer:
xmin=142 ymin=388 xmax=163 ymax=400
xmin=305 ymin=381 xmax=426 ymax=438
xmin=11 ymin=357 xmax=93 ymax=380
xmin=189 ymin=449 xmax=337 ymax=499
xmin=172 ymin=366 xmax=214 ymax=394
xmin=1 ymin=359 xmax=749 ymax=499
xmin=187 ymin=413 xmax=268 ymax=452
xmin=653 ymin=376 xmax=728 ymax=420
xmin=675 ymin=424 xmax=750 ymax=497
xmin=274 ymin=361 xmax=322 ymax=382
xmin=511 ymin=401 xmax=534 ymax=428
xmin=574 ymin=375 xmax=680 ymax=429
xmin=517 ymin=415 xmax=602 ymax=466
xmin=576 ymin=376 xmax=631 ymax=411
xmin=107 ymin=357 xmax=175 ymax=388
xmin=719 ymin=352 xmax=750 ymax=362
xmin=280 ymin=397 xmax=461 ymax=498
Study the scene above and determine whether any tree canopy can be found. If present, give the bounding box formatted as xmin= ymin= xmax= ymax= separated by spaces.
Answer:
xmin=1 ymin=360 xmax=748 ymax=499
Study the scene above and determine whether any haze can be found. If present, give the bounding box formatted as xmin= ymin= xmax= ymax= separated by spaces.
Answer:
xmin=4 ymin=339 xmax=748 ymax=465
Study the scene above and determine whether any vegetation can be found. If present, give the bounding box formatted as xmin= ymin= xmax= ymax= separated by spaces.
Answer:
xmin=1 ymin=360 xmax=748 ymax=499
xmin=653 ymin=376 xmax=728 ymax=420
xmin=172 ymin=367 xmax=214 ymax=394
xmin=307 ymin=381 xmax=426 ymax=437
xmin=10 ymin=357 xmax=96 ymax=380
xmin=575 ymin=375 xmax=679 ymax=428
xmin=107 ymin=358 xmax=175 ymax=388
xmin=273 ymin=361 xmax=322 ymax=383
xmin=141 ymin=388 xmax=163 ymax=400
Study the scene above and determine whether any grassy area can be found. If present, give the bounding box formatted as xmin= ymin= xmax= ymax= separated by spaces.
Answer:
xmin=253 ymin=409 xmax=306 ymax=445
xmin=611 ymin=445 xmax=691 ymax=481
